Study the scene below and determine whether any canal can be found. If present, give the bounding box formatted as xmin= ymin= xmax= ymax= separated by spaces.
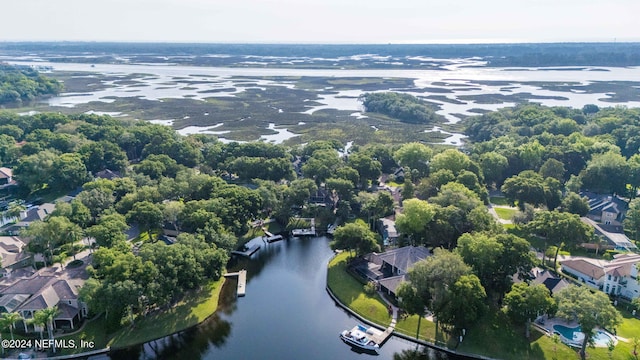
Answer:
xmin=109 ymin=236 xmax=460 ymax=359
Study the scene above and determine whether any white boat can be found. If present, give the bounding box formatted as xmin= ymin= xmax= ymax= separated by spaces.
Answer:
xmin=339 ymin=324 xmax=380 ymax=353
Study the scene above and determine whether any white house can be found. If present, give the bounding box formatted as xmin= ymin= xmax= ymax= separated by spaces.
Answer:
xmin=560 ymin=254 xmax=640 ymax=300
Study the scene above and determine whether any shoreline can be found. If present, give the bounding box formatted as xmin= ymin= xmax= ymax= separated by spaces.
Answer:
xmin=325 ymin=252 xmax=495 ymax=360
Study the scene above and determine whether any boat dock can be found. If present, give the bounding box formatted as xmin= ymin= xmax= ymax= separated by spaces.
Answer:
xmin=224 ymin=269 xmax=247 ymax=296
xmin=369 ymin=319 xmax=395 ymax=345
xmin=266 ymin=234 xmax=284 ymax=243
xmin=231 ymin=244 xmax=260 ymax=257
xmin=291 ymin=218 xmax=316 ymax=236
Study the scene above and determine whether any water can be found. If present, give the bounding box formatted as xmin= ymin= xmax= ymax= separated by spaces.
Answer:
xmin=108 ymin=237 xmax=457 ymax=359
xmin=552 ymin=324 xmax=614 ymax=347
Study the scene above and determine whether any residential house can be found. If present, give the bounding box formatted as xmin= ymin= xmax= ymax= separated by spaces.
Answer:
xmin=359 ymin=246 xmax=430 ymax=298
xmin=0 ymin=236 xmax=32 ymax=276
xmin=0 ymin=167 xmax=15 ymax=188
xmin=529 ymin=267 xmax=571 ymax=296
xmin=377 ymin=217 xmax=399 ymax=246
xmin=581 ymin=217 xmax=638 ymax=251
xmin=0 ymin=275 xmax=87 ymax=331
xmin=560 ymin=253 xmax=640 ymax=300
xmin=583 ymin=192 xmax=627 ymax=226
xmin=1 ymin=202 xmax=56 ymax=235
xmin=94 ymin=169 xmax=121 ymax=180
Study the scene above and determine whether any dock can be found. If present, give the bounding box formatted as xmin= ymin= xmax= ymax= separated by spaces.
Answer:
xmin=266 ymin=234 xmax=284 ymax=243
xmin=291 ymin=218 xmax=316 ymax=237
xmin=231 ymin=244 xmax=260 ymax=257
xmin=224 ymin=269 xmax=247 ymax=296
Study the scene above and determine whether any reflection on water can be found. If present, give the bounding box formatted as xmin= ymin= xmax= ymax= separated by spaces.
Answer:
xmin=108 ymin=237 xmax=460 ymax=360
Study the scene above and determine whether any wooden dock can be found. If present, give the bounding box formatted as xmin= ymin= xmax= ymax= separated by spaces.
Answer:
xmin=265 ymin=234 xmax=284 ymax=243
xmin=224 ymin=269 xmax=247 ymax=297
xmin=231 ymin=244 xmax=260 ymax=257
xmin=291 ymin=218 xmax=316 ymax=236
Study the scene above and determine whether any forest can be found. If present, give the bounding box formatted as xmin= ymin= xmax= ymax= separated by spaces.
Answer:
xmin=0 ymin=63 xmax=62 ymax=105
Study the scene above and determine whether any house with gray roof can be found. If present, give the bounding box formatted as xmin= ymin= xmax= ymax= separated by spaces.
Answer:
xmin=0 ymin=275 xmax=87 ymax=331
xmin=362 ymin=245 xmax=431 ymax=298
xmin=583 ymin=192 xmax=627 ymax=226
xmin=0 ymin=236 xmax=32 ymax=276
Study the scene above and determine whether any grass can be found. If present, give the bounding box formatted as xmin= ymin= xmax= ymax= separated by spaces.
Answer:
xmin=495 ymin=207 xmax=517 ymax=220
xmin=490 ymin=196 xmax=511 ymax=206
xmin=109 ymin=276 xmax=225 ymax=348
xmin=327 ymin=251 xmax=391 ymax=326
xmin=57 ymin=276 xmax=226 ymax=354
xmin=457 ymin=311 xmax=578 ymax=360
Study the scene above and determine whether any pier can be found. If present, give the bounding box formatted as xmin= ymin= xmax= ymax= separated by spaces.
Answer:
xmin=224 ymin=269 xmax=248 ymax=296
xmin=231 ymin=244 xmax=260 ymax=257
xmin=291 ymin=218 xmax=316 ymax=236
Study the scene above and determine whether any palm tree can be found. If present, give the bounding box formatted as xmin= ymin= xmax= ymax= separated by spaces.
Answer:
xmin=1 ymin=312 xmax=22 ymax=341
xmin=33 ymin=307 xmax=59 ymax=353
xmin=28 ymin=311 xmax=46 ymax=340
xmin=0 ymin=316 xmax=7 ymax=356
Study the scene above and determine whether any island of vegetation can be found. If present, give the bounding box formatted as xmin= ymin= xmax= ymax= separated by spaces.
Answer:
xmin=0 ymin=63 xmax=62 ymax=105
xmin=0 ymin=65 xmax=639 ymax=360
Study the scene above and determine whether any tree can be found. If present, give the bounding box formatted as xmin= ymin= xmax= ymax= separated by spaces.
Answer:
xmin=560 ymin=192 xmax=590 ymax=216
xmin=394 ymin=142 xmax=433 ymax=178
xmin=407 ymin=249 xmax=472 ymax=330
xmin=330 ymin=220 xmax=380 ymax=257
xmin=126 ymin=201 xmax=163 ymax=241
xmin=349 ymin=152 xmax=382 ymax=188
xmin=479 ymin=151 xmax=508 ymax=187
xmin=13 ymin=150 xmax=57 ymax=194
xmin=501 ymin=170 xmax=546 ymax=210
xmin=580 ymin=151 xmax=630 ymax=195
xmin=539 ymin=158 xmax=566 ymax=182
xmin=34 ymin=307 xmax=60 ymax=353
xmin=438 ymin=274 xmax=487 ymax=333
xmin=396 ymin=281 xmax=425 ymax=340
xmin=504 ymin=283 xmax=555 ymax=338
xmin=457 ymin=233 xmax=535 ymax=301
xmin=525 ymin=211 xmax=593 ymax=269
xmin=625 ymin=198 xmax=640 ymax=241
xmin=395 ymin=198 xmax=436 ymax=245
xmin=430 ymin=149 xmax=472 ymax=176
xmin=555 ymin=285 xmax=621 ymax=360
xmin=0 ymin=312 xmax=21 ymax=341
xmin=50 ymin=153 xmax=89 ymax=191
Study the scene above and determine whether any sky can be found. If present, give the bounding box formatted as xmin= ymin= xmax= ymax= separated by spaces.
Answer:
xmin=2 ymin=0 xmax=639 ymax=43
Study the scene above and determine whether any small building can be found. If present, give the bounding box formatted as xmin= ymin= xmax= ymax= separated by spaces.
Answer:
xmin=560 ymin=254 xmax=640 ymax=300
xmin=94 ymin=169 xmax=121 ymax=180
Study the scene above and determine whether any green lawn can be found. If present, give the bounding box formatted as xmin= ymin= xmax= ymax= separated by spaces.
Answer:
xmin=458 ymin=311 xmax=578 ymax=360
xmin=57 ymin=276 xmax=226 ymax=354
xmin=495 ymin=207 xmax=517 ymax=220
xmin=327 ymin=251 xmax=391 ymax=326
xmin=109 ymin=277 xmax=225 ymax=348
xmin=490 ymin=196 xmax=511 ymax=206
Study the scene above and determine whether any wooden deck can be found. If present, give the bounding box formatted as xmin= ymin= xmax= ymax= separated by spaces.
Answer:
xmin=231 ymin=244 xmax=260 ymax=257
xmin=265 ymin=234 xmax=284 ymax=243
xmin=224 ymin=269 xmax=247 ymax=297
xmin=291 ymin=217 xmax=316 ymax=236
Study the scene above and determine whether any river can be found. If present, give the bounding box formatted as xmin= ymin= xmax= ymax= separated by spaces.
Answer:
xmin=107 ymin=236 xmax=459 ymax=360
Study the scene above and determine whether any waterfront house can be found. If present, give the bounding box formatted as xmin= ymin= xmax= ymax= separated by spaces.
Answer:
xmin=358 ymin=246 xmax=430 ymax=298
xmin=0 ymin=274 xmax=87 ymax=331
xmin=560 ymin=253 xmax=640 ymax=300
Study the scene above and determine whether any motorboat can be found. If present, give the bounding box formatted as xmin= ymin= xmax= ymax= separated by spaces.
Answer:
xmin=339 ymin=324 xmax=380 ymax=353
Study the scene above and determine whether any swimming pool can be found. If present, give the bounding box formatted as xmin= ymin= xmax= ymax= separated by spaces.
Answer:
xmin=552 ymin=325 xmax=614 ymax=346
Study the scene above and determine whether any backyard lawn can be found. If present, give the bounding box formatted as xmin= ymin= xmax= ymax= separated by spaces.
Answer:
xmin=495 ymin=207 xmax=517 ymax=220
xmin=327 ymin=251 xmax=391 ymax=326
